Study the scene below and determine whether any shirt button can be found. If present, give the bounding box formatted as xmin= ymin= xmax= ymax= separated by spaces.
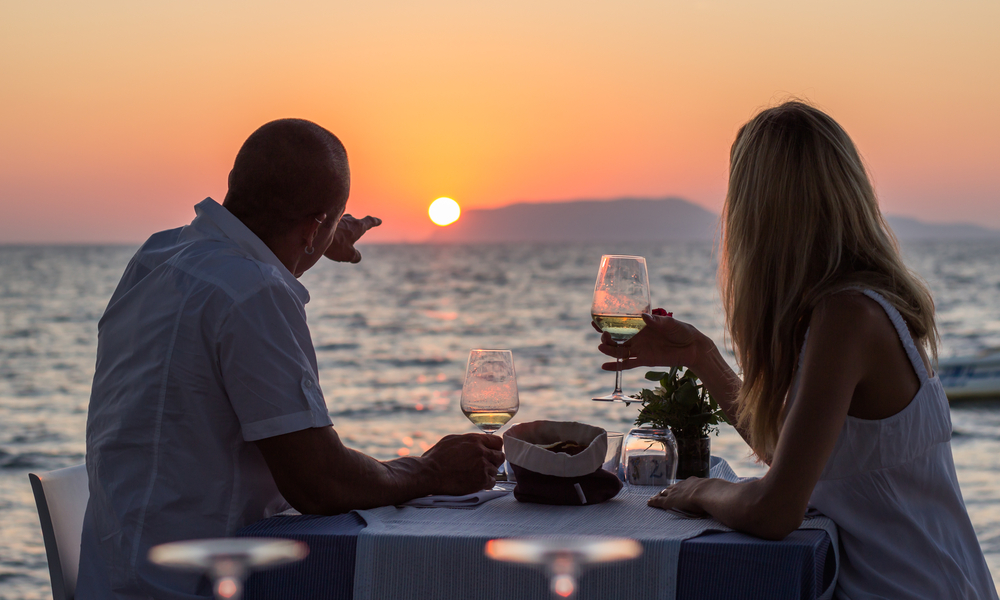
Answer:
xmin=304 ymin=379 xmax=313 ymax=388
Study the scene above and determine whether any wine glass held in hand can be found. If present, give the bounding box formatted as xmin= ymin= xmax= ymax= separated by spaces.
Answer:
xmin=461 ymin=349 xmax=519 ymax=434
xmin=591 ymin=255 xmax=651 ymax=402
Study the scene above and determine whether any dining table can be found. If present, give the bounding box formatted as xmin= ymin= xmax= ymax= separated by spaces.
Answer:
xmin=236 ymin=457 xmax=838 ymax=600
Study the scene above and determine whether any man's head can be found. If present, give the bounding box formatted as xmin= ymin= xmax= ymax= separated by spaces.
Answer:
xmin=223 ymin=119 xmax=350 ymax=245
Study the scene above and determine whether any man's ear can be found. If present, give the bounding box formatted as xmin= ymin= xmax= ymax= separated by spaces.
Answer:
xmin=302 ymin=213 xmax=327 ymax=245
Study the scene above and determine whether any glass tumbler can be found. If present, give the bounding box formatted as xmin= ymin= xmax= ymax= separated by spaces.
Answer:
xmin=602 ymin=432 xmax=624 ymax=480
xmin=622 ymin=428 xmax=678 ymax=486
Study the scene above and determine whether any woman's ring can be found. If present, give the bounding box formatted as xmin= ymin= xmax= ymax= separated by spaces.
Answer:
xmin=659 ymin=489 xmax=669 ymax=496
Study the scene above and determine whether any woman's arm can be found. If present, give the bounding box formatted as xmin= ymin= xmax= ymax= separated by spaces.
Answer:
xmin=648 ymin=294 xmax=880 ymax=539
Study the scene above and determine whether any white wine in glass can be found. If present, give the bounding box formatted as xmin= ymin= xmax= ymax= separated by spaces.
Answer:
xmin=463 ymin=409 xmax=518 ymax=433
xmin=591 ymin=255 xmax=651 ymax=402
xmin=591 ymin=314 xmax=647 ymax=342
xmin=461 ymin=349 xmax=519 ymax=434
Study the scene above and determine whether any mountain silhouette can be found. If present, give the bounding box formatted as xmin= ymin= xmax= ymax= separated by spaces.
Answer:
xmin=884 ymin=216 xmax=1000 ymax=241
xmin=428 ymin=197 xmax=718 ymax=243
xmin=426 ymin=197 xmax=1000 ymax=243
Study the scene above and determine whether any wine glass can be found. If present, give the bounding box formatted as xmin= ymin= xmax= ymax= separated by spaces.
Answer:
xmin=461 ymin=349 xmax=519 ymax=434
xmin=485 ymin=536 xmax=642 ymax=600
xmin=461 ymin=349 xmax=519 ymax=482
xmin=148 ymin=538 xmax=308 ymax=600
xmin=591 ymin=255 xmax=651 ymax=402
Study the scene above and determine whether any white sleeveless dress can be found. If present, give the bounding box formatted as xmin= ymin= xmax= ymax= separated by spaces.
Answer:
xmin=803 ymin=290 xmax=997 ymax=599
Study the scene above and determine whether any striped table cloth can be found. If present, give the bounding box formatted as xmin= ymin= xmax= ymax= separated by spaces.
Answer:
xmin=240 ymin=458 xmax=838 ymax=600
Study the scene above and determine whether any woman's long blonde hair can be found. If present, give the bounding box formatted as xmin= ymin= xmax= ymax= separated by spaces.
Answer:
xmin=720 ymin=101 xmax=938 ymax=462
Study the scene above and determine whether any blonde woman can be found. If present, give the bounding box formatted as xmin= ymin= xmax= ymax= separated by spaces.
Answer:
xmin=601 ymin=102 xmax=997 ymax=598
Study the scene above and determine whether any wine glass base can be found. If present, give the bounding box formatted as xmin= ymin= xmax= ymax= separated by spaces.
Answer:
xmin=591 ymin=392 xmax=633 ymax=403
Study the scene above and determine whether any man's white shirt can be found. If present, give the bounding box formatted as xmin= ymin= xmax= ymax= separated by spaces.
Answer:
xmin=77 ymin=198 xmax=332 ymax=600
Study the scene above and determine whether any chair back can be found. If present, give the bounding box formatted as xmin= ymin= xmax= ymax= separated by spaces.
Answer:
xmin=29 ymin=464 xmax=89 ymax=600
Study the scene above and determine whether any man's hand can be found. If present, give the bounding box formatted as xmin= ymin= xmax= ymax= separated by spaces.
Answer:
xmin=324 ymin=214 xmax=382 ymax=263
xmin=420 ymin=433 xmax=505 ymax=495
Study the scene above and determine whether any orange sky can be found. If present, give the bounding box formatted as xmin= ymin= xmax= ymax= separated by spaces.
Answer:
xmin=1 ymin=1 xmax=997 ymax=243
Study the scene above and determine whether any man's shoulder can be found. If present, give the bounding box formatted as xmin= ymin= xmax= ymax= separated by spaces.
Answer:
xmin=176 ymin=240 xmax=296 ymax=305
xmin=123 ymin=224 xmax=303 ymax=314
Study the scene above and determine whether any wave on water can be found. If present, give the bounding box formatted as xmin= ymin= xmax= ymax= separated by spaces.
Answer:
xmin=315 ymin=342 xmax=360 ymax=351
xmin=0 ymin=449 xmax=85 ymax=471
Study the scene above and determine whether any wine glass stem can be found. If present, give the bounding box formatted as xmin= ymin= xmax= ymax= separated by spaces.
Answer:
xmin=210 ymin=559 xmax=246 ymax=600
xmin=493 ymin=431 xmax=509 ymax=482
xmin=614 ymin=342 xmax=624 ymax=396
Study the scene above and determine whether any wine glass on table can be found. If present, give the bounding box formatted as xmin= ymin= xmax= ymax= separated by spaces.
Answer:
xmin=461 ymin=349 xmax=519 ymax=481
xmin=591 ymin=255 xmax=651 ymax=402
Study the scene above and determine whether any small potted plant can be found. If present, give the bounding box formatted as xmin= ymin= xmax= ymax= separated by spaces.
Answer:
xmin=630 ymin=367 xmax=728 ymax=479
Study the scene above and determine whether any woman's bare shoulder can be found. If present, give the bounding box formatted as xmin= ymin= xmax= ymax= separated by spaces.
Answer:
xmin=812 ymin=290 xmax=886 ymax=328
xmin=807 ymin=290 xmax=894 ymax=354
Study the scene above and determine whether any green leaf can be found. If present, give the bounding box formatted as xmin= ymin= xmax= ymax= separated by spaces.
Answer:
xmin=630 ymin=366 xmax=730 ymax=438
xmin=675 ymin=381 xmax=699 ymax=407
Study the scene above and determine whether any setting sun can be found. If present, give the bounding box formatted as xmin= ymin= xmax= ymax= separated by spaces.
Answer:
xmin=428 ymin=197 xmax=461 ymax=226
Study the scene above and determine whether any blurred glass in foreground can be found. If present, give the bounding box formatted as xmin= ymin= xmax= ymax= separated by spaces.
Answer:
xmin=485 ymin=536 xmax=642 ymax=599
xmin=148 ymin=538 xmax=308 ymax=600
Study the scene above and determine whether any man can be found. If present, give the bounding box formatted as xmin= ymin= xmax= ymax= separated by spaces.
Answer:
xmin=77 ymin=119 xmax=504 ymax=599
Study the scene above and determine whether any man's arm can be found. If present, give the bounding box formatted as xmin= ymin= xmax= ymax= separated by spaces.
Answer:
xmin=255 ymin=427 xmax=504 ymax=515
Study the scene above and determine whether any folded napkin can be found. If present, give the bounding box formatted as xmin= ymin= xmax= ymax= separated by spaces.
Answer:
xmin=504 ymin=420 xmax=622 ymax=506
xmin=401 ymin=488 xmax=509 ymax=509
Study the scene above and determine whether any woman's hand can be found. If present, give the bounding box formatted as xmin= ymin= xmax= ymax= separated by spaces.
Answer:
xmin=647 ymin=477 xmax=711 ymax=516
xmin=594 ymin=309 xmax=743 ymax=437
xmin=595 ymin=311 xmax=708 ymax=372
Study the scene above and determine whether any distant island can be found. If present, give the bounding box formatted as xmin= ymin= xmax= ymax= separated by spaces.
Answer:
xmin=882 ymin=216 xmax=1000 ymax=241
xmin=427 ymin=197 xmax=1000 ymax=243
xmin=428 ymin=197 xmax=718 ymax=243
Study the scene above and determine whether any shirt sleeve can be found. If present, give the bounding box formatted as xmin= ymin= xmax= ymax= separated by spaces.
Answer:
xmin=218 ymin=281 xmax=333 ymax=441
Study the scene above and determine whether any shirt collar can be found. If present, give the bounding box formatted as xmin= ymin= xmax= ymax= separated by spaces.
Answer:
xmin=192 ymin=198 xmax=310 ymax=304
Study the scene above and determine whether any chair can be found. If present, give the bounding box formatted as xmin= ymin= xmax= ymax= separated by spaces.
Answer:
xmin=28 ymin=464 xmax=89 ymax=600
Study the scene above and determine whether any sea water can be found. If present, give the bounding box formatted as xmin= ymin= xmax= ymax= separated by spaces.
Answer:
xmin=2 ymin=240 xmax=1000 ymax=598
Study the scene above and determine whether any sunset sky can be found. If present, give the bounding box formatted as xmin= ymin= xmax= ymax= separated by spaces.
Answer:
xmin=1 ymin=1 xmax=997 ymax=243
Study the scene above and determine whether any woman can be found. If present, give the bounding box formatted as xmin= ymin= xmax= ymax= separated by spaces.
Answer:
xmin=602 ymin=101 xmax=997 ymax=598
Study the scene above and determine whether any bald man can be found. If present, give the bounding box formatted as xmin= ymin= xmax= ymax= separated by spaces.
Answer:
xmin=77 ymin=119 xmax=504 ymax=600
